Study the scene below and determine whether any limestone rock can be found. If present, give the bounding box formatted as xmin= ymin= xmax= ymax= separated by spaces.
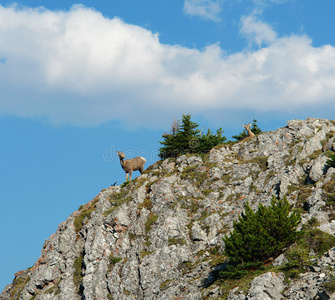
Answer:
xmin=273 ymin=254 xmax=288 ymax=267
xmin=246 ymin=272 xmax=286 ymax=300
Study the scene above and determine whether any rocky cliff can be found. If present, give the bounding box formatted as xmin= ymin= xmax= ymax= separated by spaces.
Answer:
xmin=2 ymin=117 xmax=335 ymax=300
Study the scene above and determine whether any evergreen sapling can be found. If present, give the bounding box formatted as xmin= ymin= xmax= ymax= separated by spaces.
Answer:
xmin=223 ymin=196 xmax=301 ymax=265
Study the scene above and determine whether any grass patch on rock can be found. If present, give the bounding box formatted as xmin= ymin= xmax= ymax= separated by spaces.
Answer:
xmin=323 ymin=175 xmax=335 ymax=210
xmin=110 ymin=256 xmax=122 ymax=265
xmin=247 ymin=156 xmax=268 ymax=171
xmin=138 ymin=197 xmax=153 ymax=210
xmin=109 ymin=190 xmax=131 ymax=204
xmin=324 ymin=275 xmax=335 ymax=294
xmin=215 ymin=263 xmax=276 ymax=298
xmin=180 ymin=165 xmax=208 ymax=186
xmin=103 ymin=190 xmax=132 ymax=217
xmin=145 ymin=213 xmax=158 ymax=234
xmin=160 ymin=279 xmax=173 ymax=290
xmin=73 ymin=256 xmax=84 ymax=294
xmin=279 ymin=223 xmax=335 ymax=279
xmin=74 ymin=199 xmax=99 ymax=233
xmin=177 ymin=261 xmax=193 ymax=274
xmin=168 ymin=237 xmax=186 ymax=246
xmin=140 ymin=250 xmax=153 ymax=258
xmin=44 ymin=279 xmax=61 ymax=296
xmin=9 ymin=271 xmax=30 ymax=299
xmin=296 ymin=187 xmax=313 ymax=211
xmin=107 ymin=255 xmax=123 ymax=273
xmin=180 ymin=198 xmax=203 ymax=217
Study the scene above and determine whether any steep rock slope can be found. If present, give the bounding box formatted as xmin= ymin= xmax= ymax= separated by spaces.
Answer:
xmin=2 ymin=118 xmax=335 ymax=300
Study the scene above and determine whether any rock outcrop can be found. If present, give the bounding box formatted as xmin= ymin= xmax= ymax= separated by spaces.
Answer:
xmin=2 ymin=117 xmax=335 ymax=299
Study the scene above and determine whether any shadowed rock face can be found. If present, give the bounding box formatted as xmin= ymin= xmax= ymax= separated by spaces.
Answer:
xmin=2 ymin=117 xmax=335 ymax=300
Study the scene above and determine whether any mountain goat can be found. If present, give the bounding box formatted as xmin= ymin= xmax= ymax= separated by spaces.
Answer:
xmin=243 ymin=123 xmax=255 ymax=137
xmin=116 ymin=151 xmax=146 ymax=181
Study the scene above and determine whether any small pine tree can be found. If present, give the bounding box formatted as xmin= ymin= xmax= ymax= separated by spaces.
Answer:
xmin=175 ymin=114 xmax=200 ymax=151
xmin=232 ymin=119 xmax=262 ymax=141
xmin=159 ymin=114 xmax=226 ymax=159
xmin=327 ymin=153 xmax=335 ymax=168
xmin=223 ymin=196 xmax=301 ymax=264
xmin=198 ymin=128 xmax=226 ymax=153
xmin=159 ymin=114 xmax=200 ymax=158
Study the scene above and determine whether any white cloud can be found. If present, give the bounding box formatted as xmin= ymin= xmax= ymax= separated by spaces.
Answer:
xmin=252 ymin=0 xmax=287 ymax=7
xmin=1 ymin=5 xmax=335 ymax=128
xmin=240 ymin=14 xmax=277 ymax=46
xmin=183 ymin=0 xmax=223 ymax=21
xmin=182 ymin=0 xmax=287 ymax=22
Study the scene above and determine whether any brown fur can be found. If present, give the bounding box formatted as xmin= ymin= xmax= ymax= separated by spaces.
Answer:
xmin=117 ymin=151 xmax=146 ymax=181
xmin=243 ymin=124 xmax=255 ymax=137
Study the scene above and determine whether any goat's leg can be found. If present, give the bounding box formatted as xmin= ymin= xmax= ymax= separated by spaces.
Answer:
xmin=129 ymin=171 xmax=132 ymax=181
xmin=126 ymin=173 xmax=128 ymax=181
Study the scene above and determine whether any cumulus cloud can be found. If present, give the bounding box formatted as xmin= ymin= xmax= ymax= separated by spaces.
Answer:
xmin=183 ymin=0 xmax=223 ymax=21
xmin=0 ymin=5 xmax=335 ymax=128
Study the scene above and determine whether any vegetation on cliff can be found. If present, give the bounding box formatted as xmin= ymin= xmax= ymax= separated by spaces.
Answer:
xmin=327 ymin=153 xmax=335 ymax=168
xmin=223 ymin=196 xmax=301 ymax=265
xmin=159 ymin=114 xmax=226 ymax=159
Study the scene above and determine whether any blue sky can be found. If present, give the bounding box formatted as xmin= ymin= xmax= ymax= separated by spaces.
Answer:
xmin=1 ymin=0 xmax=335 ymax=290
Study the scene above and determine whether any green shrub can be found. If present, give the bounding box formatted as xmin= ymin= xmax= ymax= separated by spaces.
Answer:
xmin=223 ymin=196 xmax=301 ymax=264
xmin=107 ymin=255 xmax=123 ymax=273
xmin=220 ymin=262 xmax=263 ymax=279
xmin=110 ymin=256 xmax=122 ymax=264
xmin=282 ymin=244 xmax=309 ymax=276
xmin=159 ymin=114 xmax=226 ymax=159
xmin=327 ymin=153 xmax=335 ymax=168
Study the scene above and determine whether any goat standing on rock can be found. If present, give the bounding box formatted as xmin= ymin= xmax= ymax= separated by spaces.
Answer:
xmin=117 ymin=151 xmax=146 ymax=181
xmin=243 ymin=123 xmax=255 ymax=138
